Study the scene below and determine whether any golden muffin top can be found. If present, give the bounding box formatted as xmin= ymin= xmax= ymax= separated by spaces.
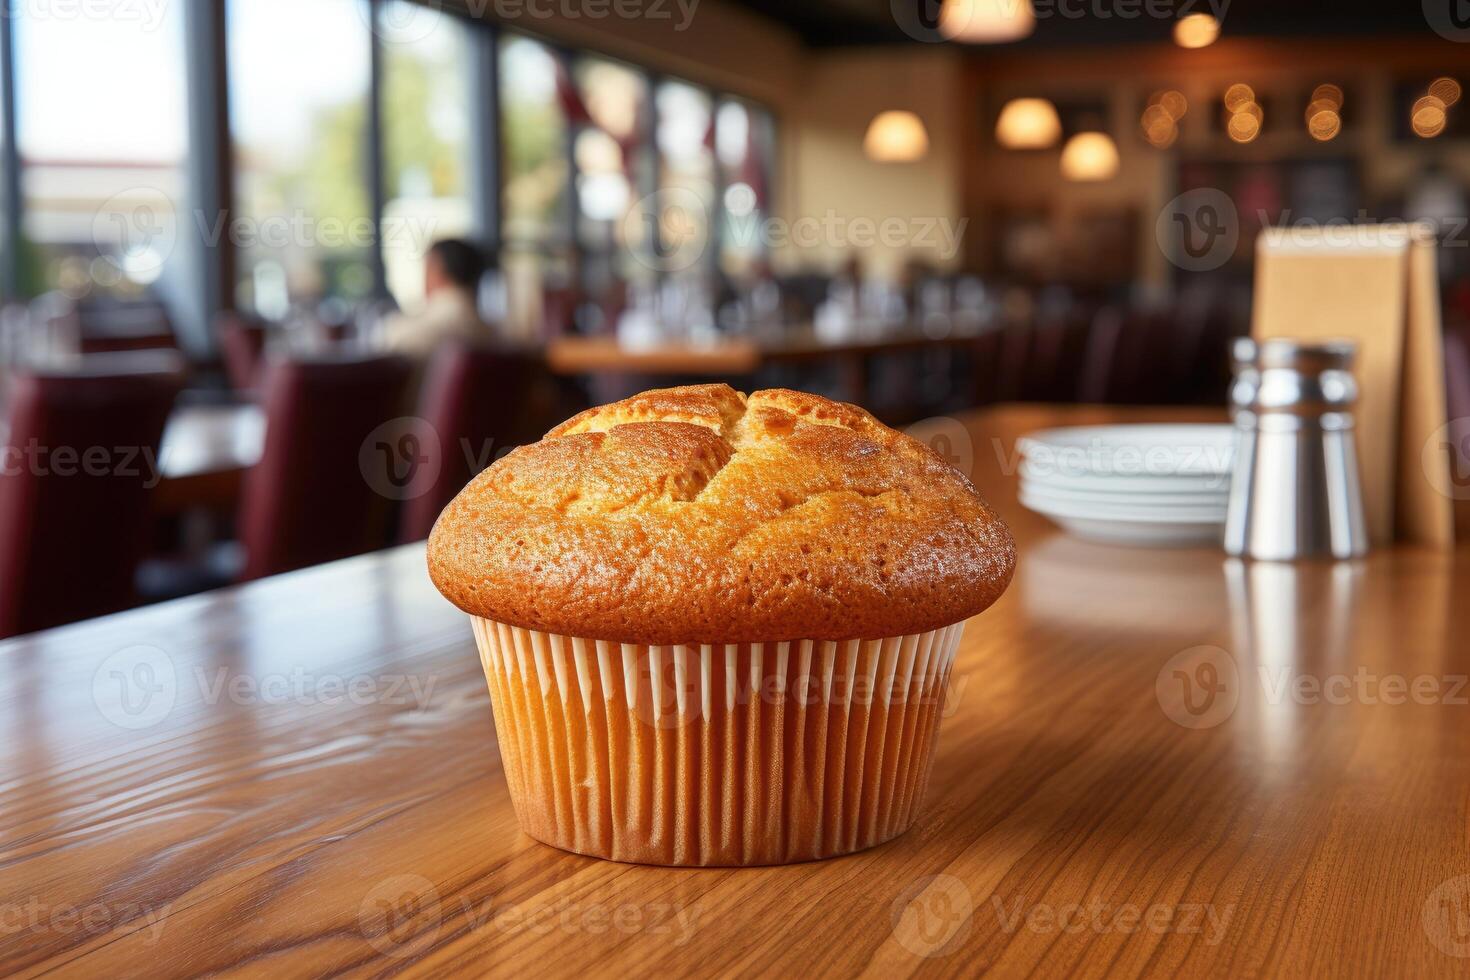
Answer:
xmin=427 ymin=384 xmax=1015 ymax=644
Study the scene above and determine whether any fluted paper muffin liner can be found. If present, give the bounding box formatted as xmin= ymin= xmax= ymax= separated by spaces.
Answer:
xmin=468 ymin=617 xmax=963 ymax=866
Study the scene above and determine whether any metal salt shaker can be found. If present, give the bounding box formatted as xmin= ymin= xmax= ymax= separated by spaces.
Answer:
xmin=1223 ymin=338 xmax=1369 ymax=560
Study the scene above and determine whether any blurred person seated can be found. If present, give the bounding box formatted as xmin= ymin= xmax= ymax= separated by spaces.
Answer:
xmin=383 ymin=238 xmax=495 ymax=358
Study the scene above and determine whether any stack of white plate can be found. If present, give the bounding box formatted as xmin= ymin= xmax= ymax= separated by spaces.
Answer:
xmin=1017 ymin=424 xmax=1236 ymax=547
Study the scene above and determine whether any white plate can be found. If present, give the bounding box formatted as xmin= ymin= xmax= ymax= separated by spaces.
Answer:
xmin=1020 ymin=490 xmax=1226 ymax=523
xmin=1019 ymin=490 xmax=1226 ymax=547
xmin=1030 ymin=513 xmax=1225 ymax=548
xmin=1019 ymin=480 xmax=1229 ymax=510
xmin=1019 ymin=460 xmax=1232 ymax=494
xmin=1018 ymin=424 xmax=1236 ymax=479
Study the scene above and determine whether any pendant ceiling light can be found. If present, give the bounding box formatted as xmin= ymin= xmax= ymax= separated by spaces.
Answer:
xmin=1173 ymin=12 xmax=1220 ymax=48
xmin=864 ymin=110 xmax=930 ymax=163
xmin=995 ymin=98 xmax=1062 ymax=149
xmin=1059 ymin=131 xmax=1120 ymax=181
xmin=940 ymin=0 xmax=1036 ymax=43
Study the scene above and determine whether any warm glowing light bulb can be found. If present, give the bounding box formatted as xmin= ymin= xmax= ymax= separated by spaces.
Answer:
xmin=1429 ymin=77 xmax=1461 ymax=108
xmin=995 ymin=98 xmax=1062 ymax=148
xmin=863 ymin=110 xmax=930 ymax=162
xmin=1059 ymin=131 xmax=1119 ymax=181
xmin=1223 ymin=84 xmax=1255 ymax=113
xmin=1227 ymin=112 xmax=1260 ymax=143
xmin=1307 ymin=110 xmax=1341 ymax=142
xmin=1413 ymin=103 xmax=1447 ymax=138
xmin=939 ymin=0 xmax=1036 ymax=43
xmin=1157 ymin=90 xmax=1188 ymax=121
xmin=1173 ymin=12 xmax=1220 ymax=48
xmin=1311 ymin=84 xmax=1344 ymax=111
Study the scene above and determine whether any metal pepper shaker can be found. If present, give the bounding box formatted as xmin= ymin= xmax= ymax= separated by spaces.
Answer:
xmin=1223 ymin=338 xmax=1369 ymax=560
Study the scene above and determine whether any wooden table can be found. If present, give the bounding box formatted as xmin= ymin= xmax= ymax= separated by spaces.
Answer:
xmin=546 ymin=326 xmax=988 ymax=409
xmin=546 ymin=327 xmax=986 ymax=377
xmin=3 ymin=404 xmax=1468 ymax=978
xmin=152 ymin=403 xmax=264 ymax=513
xmin=545 ymin=336 xmax=763 ymax=376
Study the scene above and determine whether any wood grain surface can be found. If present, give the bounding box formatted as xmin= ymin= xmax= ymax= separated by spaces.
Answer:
xmin=3 ymin=404 xmax=1468 ymax=978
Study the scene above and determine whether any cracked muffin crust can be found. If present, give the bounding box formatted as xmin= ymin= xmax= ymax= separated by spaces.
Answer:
xmin=427 ymin=384 xmax=1015 ymax=644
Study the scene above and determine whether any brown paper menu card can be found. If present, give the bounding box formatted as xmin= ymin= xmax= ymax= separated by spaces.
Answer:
xmin=1252 ymin=223 xmax=1456 ymax=549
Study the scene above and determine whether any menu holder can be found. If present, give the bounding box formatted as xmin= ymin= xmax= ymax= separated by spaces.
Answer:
xmin=1252 ymin=222 xmax=1457 ymax=549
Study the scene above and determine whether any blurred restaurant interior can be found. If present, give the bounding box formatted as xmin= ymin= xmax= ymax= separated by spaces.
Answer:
xmin=2 ymin=0 xmax=1470 ymax=636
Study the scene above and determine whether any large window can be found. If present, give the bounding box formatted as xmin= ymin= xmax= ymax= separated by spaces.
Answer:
xmin=500 ymin=34 xmax=571 ymax=336
xmin=379 ymin=0 xmax=476 ymax=310
xmin=501 ymin=36 xmax=568 ymax=245
xmin=716 ymin=99 xmax=776 ymax=279
xmin=228 ymin=0 xmax=373 ymax=319
xmin=13 ymin=3 xmax=188 ymax=303
xmin=657 ymin=80 xmax=717 ymax=286
xmin=0 ymin=10 xmax=778 ymax=342
xmin=574 ymin=56 xmax=653 ymax=325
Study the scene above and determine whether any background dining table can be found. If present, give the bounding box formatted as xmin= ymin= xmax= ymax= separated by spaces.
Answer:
xmin=2 ymin=403 xmax=1468 ymax=978
xmin=150 ymin=402 xmax=265 ymax=514
xmin=0 ymin=400 xmax=263 ymax=516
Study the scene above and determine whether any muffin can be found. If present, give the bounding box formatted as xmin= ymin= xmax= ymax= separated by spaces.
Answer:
xmin=428 ymin=384 xmax=1014 ymax=866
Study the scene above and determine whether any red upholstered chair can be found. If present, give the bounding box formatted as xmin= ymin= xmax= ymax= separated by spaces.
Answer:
xmin=398 ymin=344 xmax=546 ymax=543
xmin=237 ymin=353 xmax=412 ymax=580
xmin=541 ymin=286 xmax=580 ymax=339
xmin=0 ymin=353 xmax=183 ymax=637
xmin=1078 ymin=306 xmax=1125 ymax=404
xmin=215 ymin=311 xmax=270 ymax=394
